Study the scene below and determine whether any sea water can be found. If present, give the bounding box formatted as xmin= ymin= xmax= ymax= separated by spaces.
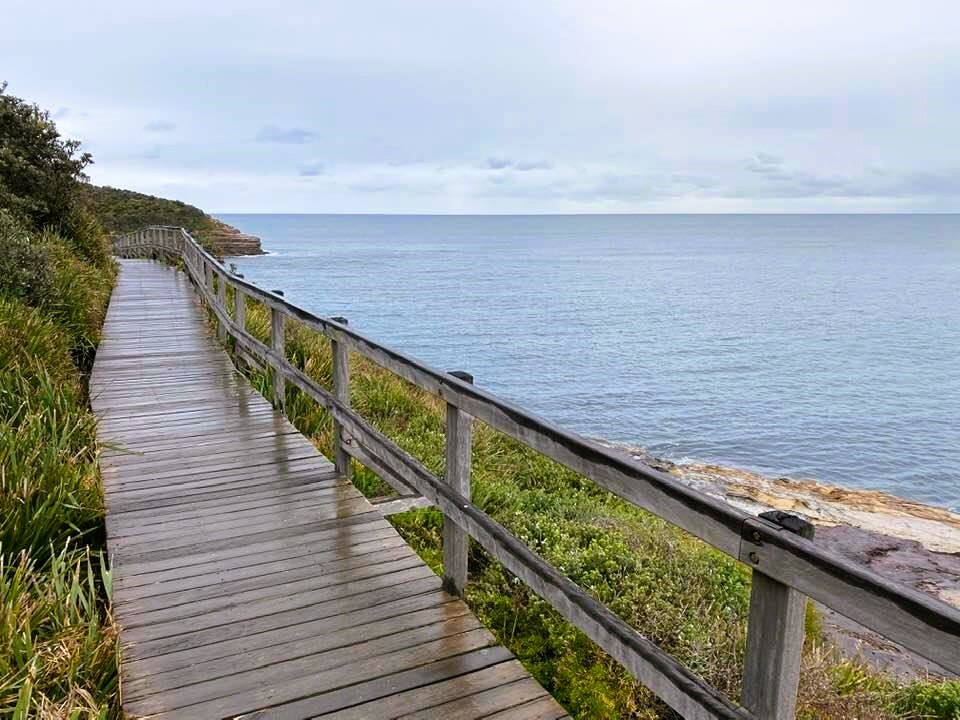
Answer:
xmin=221 ymin=214 xmax=960 ymax=510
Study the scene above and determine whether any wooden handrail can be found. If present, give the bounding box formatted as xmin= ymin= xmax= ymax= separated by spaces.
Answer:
xmin=112 ymin=227 xmax=960 ymax=719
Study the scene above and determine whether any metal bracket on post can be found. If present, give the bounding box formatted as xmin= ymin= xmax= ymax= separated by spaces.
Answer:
xmin=740 ymin=511 xmax=815 ymax=720
xmin=330 ymin=316 xmax=351 ymax=480
xmin=442 ymin=370 xmax=474 ymax=596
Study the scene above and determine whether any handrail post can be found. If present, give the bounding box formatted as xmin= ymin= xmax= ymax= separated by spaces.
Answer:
xmin=741 ymin=511 xmax=815 ymax=720
xmin=235 ymin=287 xmax=246 ymax=332
xmin=330 ymin=317 xmax=352 ymax=480
xmin=216 ymin=269 xmax=227 ymax=343
xmin=442 ymin=370 xmax=474 ymax=596
xmin=270 ymin=306 xmax=286 ymax=411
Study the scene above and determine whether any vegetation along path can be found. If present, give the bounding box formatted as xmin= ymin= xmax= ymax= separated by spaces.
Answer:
xmin=91 ymin=259 xmax=568 ymax=719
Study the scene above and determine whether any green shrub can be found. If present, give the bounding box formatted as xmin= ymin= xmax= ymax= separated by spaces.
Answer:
xmin=0 ymin=83 xmax=90 ymax=231
xmin=891 ymin=681 xmax=960 ymax=719
xmin=0 ymin=211 xmax=55 ymax=308
xmin=0 ymin=211 xmax=113 ymax=369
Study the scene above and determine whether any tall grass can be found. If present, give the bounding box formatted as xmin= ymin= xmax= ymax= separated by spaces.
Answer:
xmin=0 ymin=212 xmax=118 ymax=717
xmin=0 ymin=546 xmax=117 ymax=719
xmin=226 ymin=290 xmax=959 ymax=719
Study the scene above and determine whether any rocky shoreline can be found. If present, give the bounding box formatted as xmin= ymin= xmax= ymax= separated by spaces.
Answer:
xmin=200 ymin=220 xmax=265 ymax=256
xmin=599 ymin=440 xmax=960 ymax=678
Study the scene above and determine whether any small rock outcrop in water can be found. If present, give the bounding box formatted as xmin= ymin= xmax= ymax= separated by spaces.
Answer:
xmin=201 ymin=220 xmax=265 ymax=256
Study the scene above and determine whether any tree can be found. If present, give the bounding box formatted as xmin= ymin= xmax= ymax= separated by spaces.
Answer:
xmin=0 ymin=81 xmax=92 ymax=231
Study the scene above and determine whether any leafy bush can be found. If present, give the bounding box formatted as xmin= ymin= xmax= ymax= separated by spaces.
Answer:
xmin=0 ymin=211 xmax=55 ymax=308
xmin=0 ymin=83 xmax=90 ymax=230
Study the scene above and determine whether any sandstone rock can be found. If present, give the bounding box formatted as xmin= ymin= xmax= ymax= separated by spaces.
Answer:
xmin=202 ymin=221 xmax=265 ymax=256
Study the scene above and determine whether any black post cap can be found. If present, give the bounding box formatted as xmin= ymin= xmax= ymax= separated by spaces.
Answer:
xmin=448 ymin=370 xmax=474 ymax=385
xmin=759 ymin=510 xmax=815 ymax=539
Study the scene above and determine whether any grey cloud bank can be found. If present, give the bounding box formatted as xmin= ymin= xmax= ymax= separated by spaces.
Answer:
xmin=4 ymin=0 xmax=959 ymax=213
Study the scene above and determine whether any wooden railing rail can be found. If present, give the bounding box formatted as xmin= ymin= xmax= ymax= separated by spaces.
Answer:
xmin=112 ymin=227 xmax=960 ymax=720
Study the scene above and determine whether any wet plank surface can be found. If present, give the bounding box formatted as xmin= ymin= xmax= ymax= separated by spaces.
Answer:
xmin=90 ymin=260 xmax=567 ymax=719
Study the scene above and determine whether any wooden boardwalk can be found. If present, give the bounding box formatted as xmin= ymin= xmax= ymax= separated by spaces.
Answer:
xmin=91 ymin=260 xmax=567 ymax=719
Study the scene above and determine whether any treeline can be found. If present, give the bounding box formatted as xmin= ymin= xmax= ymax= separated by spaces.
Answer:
xmin=78 ymin=184 xmax=216 ymax=235
xmin=0 ymin=83 xmax=119 ymax=716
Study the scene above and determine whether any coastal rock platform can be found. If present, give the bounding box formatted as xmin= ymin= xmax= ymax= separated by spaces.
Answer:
xmin=600 ymin=439 xmax=960 ymax=679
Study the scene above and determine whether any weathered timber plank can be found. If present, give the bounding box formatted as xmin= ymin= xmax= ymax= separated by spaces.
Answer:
xmin=110 ymin=505 xmax=380 ymax=560
xmin=252 ymin=646 xmax=516 ymax=720
xmin=127 ymin=624 xmax=495 ymax=717
xmin=311 ymin=660 xmax=533 ymax=719
xmin=398 ymin=678 xmax=549 ymax=719
xmin=124 ymin=590 xmax=456 ymax=674
xmin=113 ymin=535 xmax=410 ymax=605
xmin=107 ymin=479 xmax=349 ymax=529
xmin=113 ymin=526 xmax=399 ymax=592
xmin=114 ymin=545 xmax=421 ymax=615
xmin=106 ymin=471 xmax=343 ymax=518
xmin=142 ymin=632 xmax=509 ymax=720
xmin=483 ymin=695 xmax=573 ymax=720
xmin=116 ymin=563 xmax=437 ymax=640
xmin=124 ymin=577 xmax=446 ymax=661
xmin=111 ymin=513 xmax=392 ymax=573
xmin=122 ymin=603 xmax=476 ymax=701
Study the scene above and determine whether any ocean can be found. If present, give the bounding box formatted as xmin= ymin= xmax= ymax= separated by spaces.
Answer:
xmin=219 ymin=214 xmax=960 ymax=511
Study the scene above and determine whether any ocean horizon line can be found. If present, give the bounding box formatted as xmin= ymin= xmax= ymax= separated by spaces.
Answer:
xmin=214 ymin=210 xmax=960 ymax=217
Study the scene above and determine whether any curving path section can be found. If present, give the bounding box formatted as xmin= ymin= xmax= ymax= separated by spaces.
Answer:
xmin=91 ymin=259 xmax=568 ymax=719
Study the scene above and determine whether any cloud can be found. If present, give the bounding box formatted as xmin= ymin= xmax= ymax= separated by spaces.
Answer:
xmin=52 ymin=107 xmax=70 ymax=120
xmin=7 ymin=0 xmax=960 ymax=212
xmin=739 ymin=153 xmax=960 ymax=200
xmin=484 ymin=156 xmax=552 ymax=172
xmin=144 ymin=120 xmax=176 ymax=132
xmin=514 ymin=160 xmax=552 ymax=171
xmin=747 ymin=152 xmax=785 ymax=176
xmin=298 ymin=161 xmax=326 ymax=177
xmin=255 ymin=125 xmax=316 ymax=144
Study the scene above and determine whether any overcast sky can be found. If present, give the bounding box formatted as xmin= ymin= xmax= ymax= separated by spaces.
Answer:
xmin=5 ymin=1 xmax=959 ymax=213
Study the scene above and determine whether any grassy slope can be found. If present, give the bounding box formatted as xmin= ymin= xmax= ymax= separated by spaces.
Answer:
xmin=216 ymin=285 xmax=957 ymax=720
xmin=0 ymin=212 xmax=118 ymax=717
